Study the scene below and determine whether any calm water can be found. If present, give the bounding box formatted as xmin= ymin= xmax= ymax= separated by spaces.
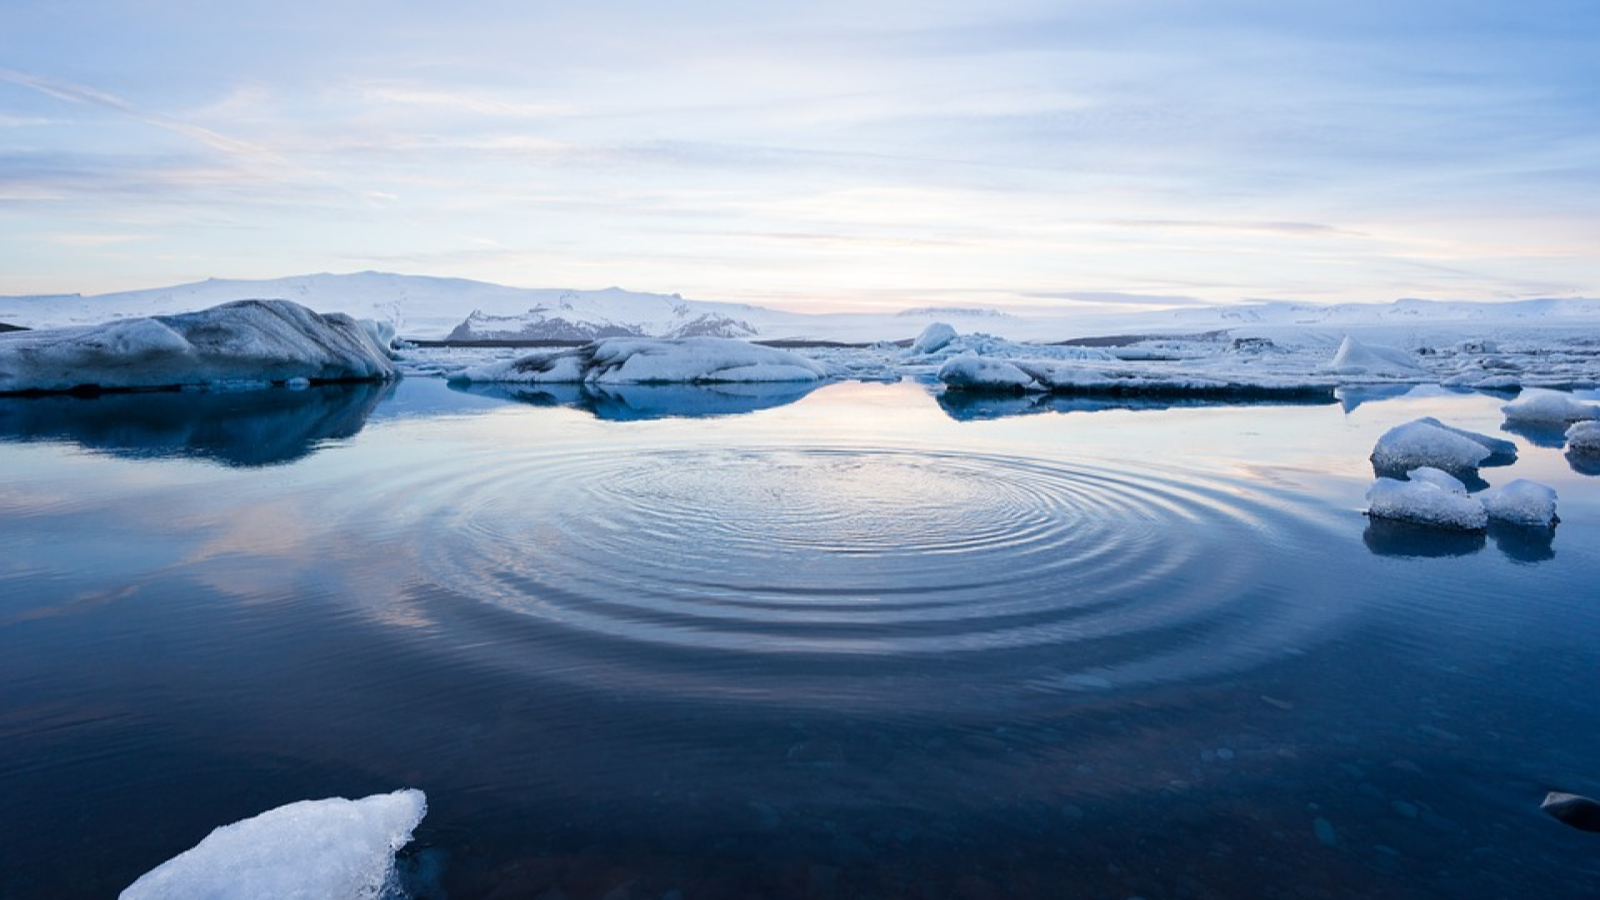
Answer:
xmin=2 ymin=377 xmax=1599 ymax=899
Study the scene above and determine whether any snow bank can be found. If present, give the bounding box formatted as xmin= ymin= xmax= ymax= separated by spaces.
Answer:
xmin=121 ymin=789 xmax=426 ymax=900
xmin=1365 ymin=468 xmax=1488 ymax=531
xmin=1479 ymin=479 xmax=1559 ymax=527
xmin=1501 ymin=388 xmax=1600 ymax=424
xmin=1567 ymin=420 xmax=1600 ymax=453
xmin=449 ymin=337 xmax=828 ymax=384
xmin=1369 ymin=417 xmax=1512 ymax=475
xmin=1327 ymin=335 xmax=1425 ymax=378
xmin=0 ymin=300 xmax=395 ymax=394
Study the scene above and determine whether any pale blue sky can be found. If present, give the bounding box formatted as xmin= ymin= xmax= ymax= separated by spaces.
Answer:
xmin=2 ymin=0 xmax=1597 ymax=312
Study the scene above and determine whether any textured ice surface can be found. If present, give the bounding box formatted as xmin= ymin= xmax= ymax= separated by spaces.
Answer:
xmin=1568 ymin=420 xmax=1600 ymax=453
xmin=1327 ymin=335 xmax=1425 ymax=377
xmin=0 ymin=300 xmax=395 ymax=394
xmin=1370 ymin=419 xmax=1496 ymax=474
xmin=909 ymin=322 xmax=958 ymax=354
xmin=1501 ymin=388 xmax=1600 ymax=424
xmin=120 ymin=789 xmax=426 ymax=900
xmin=1365 ymin=468 xmax=1488 ymax=531
xmin=936 ymin=355 xmax=1041 ymax=391
xmin=450 ymin=337 xmax=828 ymax=384
xmin=1479 ymin=479 xmax=1559 ymax=527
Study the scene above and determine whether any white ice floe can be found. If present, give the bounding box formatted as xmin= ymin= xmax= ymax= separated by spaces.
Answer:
xmin=932 ymin=338 xmax=1333 ymax=398
xmin=120 ymin=788 xmax=426 ymax=900
xmin=1567 ymin=420 xmax=1600 ymax=453
xmin=1478 ymin=479 xmax=1559 ymax=527
xmin=1365 ymin=468 xmax=1488 ymax=531
xmin=1501 ymin=388 xmax=1600 ymax=424
xmin=1327 ymin=335 xmax=1426 ymax=378
xmin=937 ymin=355 xmax=1042 ymax=391
xmin=0 ymin=300 xmax=396 ymax=394
xmin=1369 ymin=417 xmax=1514 ymax=474
xmin=909 ymin=322 xmax=958 ymax=355
xmin=449 ymin=336 xmax=829 ymax=384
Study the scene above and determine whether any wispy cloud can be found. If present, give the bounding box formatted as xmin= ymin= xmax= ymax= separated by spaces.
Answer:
xmin=0 ymin=69 xmax=290 ymax=171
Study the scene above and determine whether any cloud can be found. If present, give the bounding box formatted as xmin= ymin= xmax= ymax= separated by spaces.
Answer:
xmin=0 ymin=69 xmax=290 ymax=171
xmin=1023 ymin=291 xmax=1209 ymax=307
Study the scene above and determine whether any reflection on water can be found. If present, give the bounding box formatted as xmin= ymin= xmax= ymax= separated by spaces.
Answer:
xmin=2 ymin=379 xmax=1598 ymax=899
xmin=1362 ymin=516 xmax=1488 ymax=558
xmin=936 ymin=389 xmax=1335 ymax=421
xmin=0 ymin=381 xmax=390 ymax=467
xmin=1502 ymin=419 xmax=1572 ymax=449
xmin=1569 ymin=449 xmax=1600 ymax=476
xmin=452 ymin=379 xmax=820 ymax=420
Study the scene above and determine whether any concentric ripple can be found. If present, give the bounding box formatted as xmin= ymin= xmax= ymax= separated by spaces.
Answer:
xmin=342 ymin=443 xmax=1350 ymax=710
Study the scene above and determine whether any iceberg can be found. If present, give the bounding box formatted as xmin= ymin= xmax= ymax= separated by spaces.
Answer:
xmin=1327 ymin=335 xmax=1426 ymax=378
xmin=1501 ymin=388 xmax=1600 ymax=425
xmin=1365 ymin=468 xmax=1488 ymax=531
xmin=120 ymin=788 xmax=426 ymax=900
xmin=909 ymin=322 xmax=958 ymax=354
xmin=1369 ymin=418 xmax=1507 ymax=476
xmin=1567 ymin=420 xmax=1600 ymax=453
xmin=1479 ymin=479 xmax=1559 ymax=527
xmin=936 ymin=355 xmax=1043 ymax=392
xmin=0 ymin=300 xmax=396 ymax=394
xmin=448 ymin=336 xmax=829 ymax=384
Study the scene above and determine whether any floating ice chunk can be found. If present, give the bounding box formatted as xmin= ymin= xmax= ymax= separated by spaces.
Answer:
xmin=0 ymin=300 xmax=396 ymax=394
xmin=909 ymin=322 xmax=958 ymax=355
xmin=451 ymin=337 xmax=828 ymax=384
xmin=1406 ymin=466 xmax=1470 ymax=494
xmin=1567 ymin=420 xmax=1600 ymax=453
xmin=121 ymin=788 xmax=426 ymax=900
xmin=1501 ymin=388 xmax=1600 ymax=425
xmin=1370 ymin=419 xmax=1494 ymax=475
xmin=1366 ymin=469 xmax=1487 ymax=531
xmin=936 ymin=355 xmax=1042 ymax=392
xmin=1479 ymin=479 xmax=1558 ymax=527
xmin=1328 ymin=335 xmax=1425 ymax=377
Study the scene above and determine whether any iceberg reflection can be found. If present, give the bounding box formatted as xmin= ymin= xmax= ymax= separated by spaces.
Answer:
xmin=935 ymin=390 xmax=1335 ymax=422
xmin=450 ymin=380 xmax=819 ymax=420
xmin=1362 ymin=516 xmax=1556 ymax=563
xmin=0 ymin=381 xmax=389 ymax=467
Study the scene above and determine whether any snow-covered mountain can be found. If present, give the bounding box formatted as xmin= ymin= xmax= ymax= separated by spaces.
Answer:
xmin=3 ymin=271 xmax=1599 ymax=345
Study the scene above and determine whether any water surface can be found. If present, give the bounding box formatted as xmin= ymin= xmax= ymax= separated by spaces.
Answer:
xmin=2 ymin=378 xmax=1598 ymax=898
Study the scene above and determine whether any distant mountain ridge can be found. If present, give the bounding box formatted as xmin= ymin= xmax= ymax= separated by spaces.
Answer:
xmin=3 ymin=271 xmax=1598 ymax=344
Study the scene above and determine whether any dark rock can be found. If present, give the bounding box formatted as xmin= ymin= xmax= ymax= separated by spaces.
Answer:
xmin=1541 ymin=791 xmax=1600 ymax=832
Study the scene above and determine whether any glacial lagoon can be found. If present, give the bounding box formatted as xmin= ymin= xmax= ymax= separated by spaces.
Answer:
xmin=2 ymin=376 xmax=1598 ymax=898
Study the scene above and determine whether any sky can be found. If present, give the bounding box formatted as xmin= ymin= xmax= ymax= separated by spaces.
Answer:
xmin=1 ymin=0 xmax=1598 ymax=314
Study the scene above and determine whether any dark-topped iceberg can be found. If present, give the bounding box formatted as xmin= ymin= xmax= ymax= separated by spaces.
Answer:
xmin=0 ymin=299 xmax=396 ymax=394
